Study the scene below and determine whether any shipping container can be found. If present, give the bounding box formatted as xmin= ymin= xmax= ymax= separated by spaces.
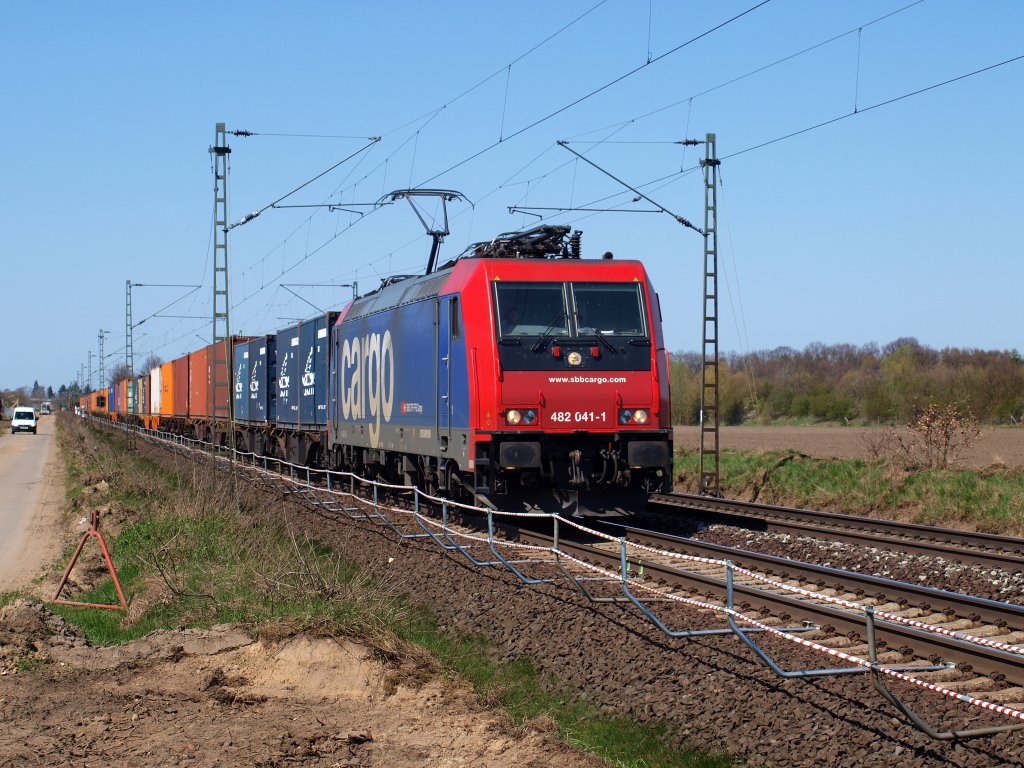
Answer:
xmin=188 ymin=345 xmax=211 ymax=418
xmin=114 ymin=379 xmax=128 ymax=415
xmin=189 ymin=338 xmax=254 ymax=419
xmin=275 ymin=325 xmax=300 ymax=425
xmin=300 ymin=312 xmax=337 ymax=425
xmin=250 ymin=336 xmax=276 ymax=423
xmin=276 ymin=313 xmax=336 ymax=428
xmin=126 ymin=378 xmax=137 ymax=415
xmin=88 ymin=388 xmax=109 ymax=414
xmin=172 ymin=355 xmax=189 ymax=417
xmin=151 ymin=366 xmax=162 ymax=414
xmin=233 ymin=339 xmax=251 ymax=423
xmin=236 ymin=336 xmax=276 ymax=424
xmin=135 ymin=376 xmax=147 ymax=415
xmin=159 ymin=361 xmax=175 ymax=416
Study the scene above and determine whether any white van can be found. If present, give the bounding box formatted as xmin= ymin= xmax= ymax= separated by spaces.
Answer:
xmin=11 ymin=407 xmax=37 ymax=434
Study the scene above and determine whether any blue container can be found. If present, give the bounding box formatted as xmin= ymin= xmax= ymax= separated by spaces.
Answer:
xmin=244 ymin=336 xmax=275 ymax=424
xmin=275 ymin=324 xmax=301 ymax=426
xmin=300 ymin=312 xmax=337 ymax=426
xmin=110 ymin=380 xmax=120 ymax=414
xmin=233 ymin=339 xmax=251 ymax=422
xmin=275 ymin=313 xmax=337 ymax=428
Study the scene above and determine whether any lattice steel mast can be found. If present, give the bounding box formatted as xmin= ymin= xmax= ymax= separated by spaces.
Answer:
xmin=210 ymin=123 xmax=234 ymax=454
xmin=698 ymin=133 xmax=721 ymax=497
xmin=125 ymin=280 xmax=134 ymax=406
xmin=98 ymin=329 xmax=109 ymax=390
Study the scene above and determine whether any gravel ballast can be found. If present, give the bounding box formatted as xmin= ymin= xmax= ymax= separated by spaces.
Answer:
xmin=140 ymin=438 xmax=1024 ymax=767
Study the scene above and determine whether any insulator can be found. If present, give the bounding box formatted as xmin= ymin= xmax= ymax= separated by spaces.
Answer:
xmin=569 ymin=230 xmax=582 ymax=259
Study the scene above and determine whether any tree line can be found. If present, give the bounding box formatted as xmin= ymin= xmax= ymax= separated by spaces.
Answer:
xmin=1 ymin=354 xmax=166 ymax=412
xmin=670 ymin=338 xmax=1024 ymax=426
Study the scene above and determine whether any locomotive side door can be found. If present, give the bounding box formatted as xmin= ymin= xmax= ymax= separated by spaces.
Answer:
xmin=435 ymin=297 xmax=453 ymax=449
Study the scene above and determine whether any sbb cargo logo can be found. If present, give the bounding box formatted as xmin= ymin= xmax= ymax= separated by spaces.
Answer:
xmin=250 ymin=360 xmax=262 ymax=398
xmin=339 ymin=330 xmax=394 ymax=448
xmin=278 ymin=352 xmax=292 ymax=392
xmin=302 ymin=347 xmax=315 ymax=391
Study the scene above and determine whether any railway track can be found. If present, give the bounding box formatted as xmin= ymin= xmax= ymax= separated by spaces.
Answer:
xmin=112 ymin=419 xmax=1024 ymax=738
xmin=650 ymin=492 xmax=1024 ymax=572
xmin=570 ymin=523 xmax=1024 ymax=690
xmin=212 ymin=439 xmax=1024 ymax=699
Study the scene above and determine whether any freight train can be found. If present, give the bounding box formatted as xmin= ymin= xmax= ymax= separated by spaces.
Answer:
xmin=81 ymin=225 xmax=673 ymax=515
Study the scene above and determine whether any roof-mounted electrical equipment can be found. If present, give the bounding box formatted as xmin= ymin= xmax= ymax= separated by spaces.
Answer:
xmin=464 ymin=225 xmax=582 ymax=261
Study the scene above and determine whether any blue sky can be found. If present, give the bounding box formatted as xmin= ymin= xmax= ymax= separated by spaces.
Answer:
xmin=2 ymin=0 xmax=1021 ymax=391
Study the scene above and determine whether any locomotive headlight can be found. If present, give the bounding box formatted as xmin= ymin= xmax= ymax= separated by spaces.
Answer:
xmin=505 ymin=409 xmax=523 ymax=425
xmin=619 ymin=408 xmax=649 ymax=424
xmin=523 ymin=409 xmax=537 ymax=424
xmin=567 ymin=351 xmax=583 ymax=366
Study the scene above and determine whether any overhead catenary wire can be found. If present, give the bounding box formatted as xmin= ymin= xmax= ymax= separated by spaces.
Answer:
xmin=417 ymin=0 xmax=774 ymax=187
xmin=559 ymin=0 xmax=928 ymax=145
xmin=216 ymin=1 xmax=771 ymax=332
xmin=234 ymin=132 xmax=377 ymax=139
xmin=227 ymin=137 xmax=381 ymax=230
xmin=723 ymin=52 xmax=1024 ymax=162
xmin=472 ymin=0 xmax=935 ymax=233
xmin=130 ymin=1 xmax=1015 ymax=370
xmin=81 ymin=1 xmax=1007 ymax=377
xmin=221 ymin=0 xmax=618 ymax=297
xmin=131 ymin=285 xmax=201 ymax=329
xmin=558 ymin=51 xmax=1024 ymax=214
xmin=375 ymin=0 xmax=612 ymax=141
xmin=406 ymin=0 xmax=930 ymax=249
xmin=557 ymin=141 xmax=704 ymax=234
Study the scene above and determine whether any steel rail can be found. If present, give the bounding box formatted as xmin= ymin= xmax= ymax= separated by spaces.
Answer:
xmin=609 ymin=524 xmax=1024 ymax=628
xmin=651 ymin=492 xmax=1024 ymax=571
xmin=78 ymin=416 xmax=1024 ymax=743
xmin=91 ymin=418 xmax=1024 ymax=689
xmin=512 ymin=525 xmax=1024 ymax=685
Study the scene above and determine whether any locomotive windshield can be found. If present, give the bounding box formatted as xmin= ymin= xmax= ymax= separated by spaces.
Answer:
xmin=496 ymin=282 xmax=569 ymax=337
xmin=572 ymin=283 xmax=647 ymax=337
xmin=494 ymin=281 xmax=647 ymax=338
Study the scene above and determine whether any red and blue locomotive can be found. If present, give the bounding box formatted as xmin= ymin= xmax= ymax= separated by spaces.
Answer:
xmin=83 ymin=225 xmax=673 ymax=515
xmin=327 ymin=225 xmax=673 ymax=514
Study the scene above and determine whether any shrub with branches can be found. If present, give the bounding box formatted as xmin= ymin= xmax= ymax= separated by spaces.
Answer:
xmin=888 ymin=402 xmax=982 ymax=470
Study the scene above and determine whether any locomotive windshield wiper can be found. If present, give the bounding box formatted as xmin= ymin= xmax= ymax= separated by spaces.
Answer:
xmin=531 ymin=312 xmax=567 ymax=352
xmin=582 ymin=332 xmax=618 ymax=354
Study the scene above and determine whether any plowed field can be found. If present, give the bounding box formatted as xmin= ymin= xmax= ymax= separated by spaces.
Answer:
xmin=673 ymin=425 xmax=1024 ymax=468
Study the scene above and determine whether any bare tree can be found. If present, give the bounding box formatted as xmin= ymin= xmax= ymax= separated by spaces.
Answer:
xmin=139 ymin=354 xmax=165 ymax=375
xmin=108 ymin=363 xmax=133 ymax=388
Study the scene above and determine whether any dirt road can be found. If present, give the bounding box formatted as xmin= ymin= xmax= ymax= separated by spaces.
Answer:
xmin=0 ymin=415 xmax=65 ymax=592
xmin=0 ymin=612 xmax=600 ymax=768
xmin=0 ymin=421 xmax=603 ymax=768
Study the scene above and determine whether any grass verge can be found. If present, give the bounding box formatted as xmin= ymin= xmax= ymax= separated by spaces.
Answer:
xmin=675 ymin=448 xmax=1024 ymax=534
xmin=48 ymin=414 xmax=733 ymax=768
xmin=404 ymin=617 xmax=731 ymax=767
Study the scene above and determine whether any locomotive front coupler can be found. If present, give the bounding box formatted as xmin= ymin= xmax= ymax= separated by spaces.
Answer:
xmin=568 ymin=449 xmax=586 ymax=488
